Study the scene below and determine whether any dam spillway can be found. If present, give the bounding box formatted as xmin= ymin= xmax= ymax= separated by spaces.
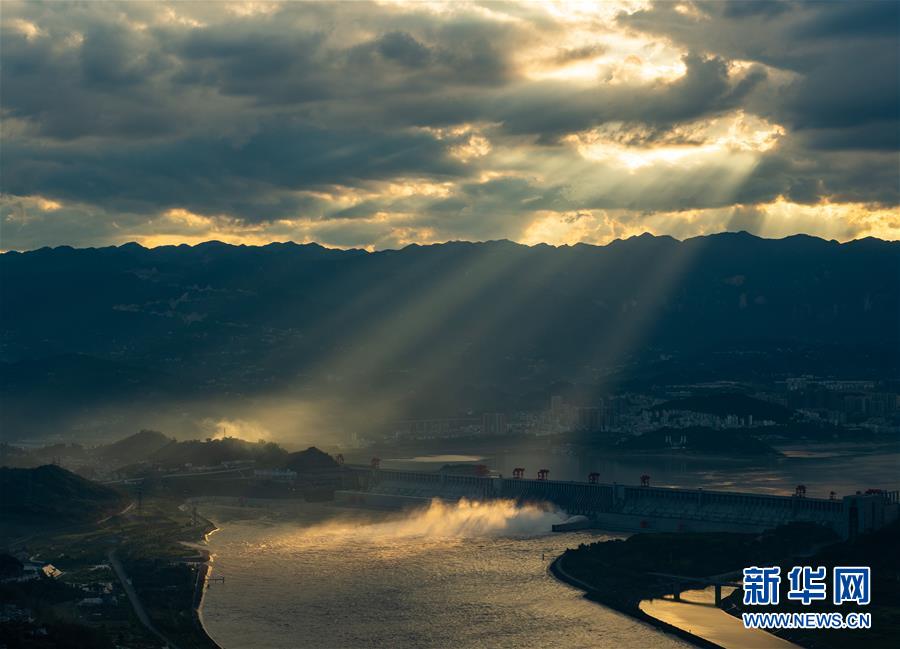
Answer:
xmin=336 ymin=466 xmax=899 ymax=538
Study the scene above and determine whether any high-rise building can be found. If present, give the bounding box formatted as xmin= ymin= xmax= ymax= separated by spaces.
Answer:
xmin=550 ymin=395 xmax=564 ymax=415
xmin=576 ymin=406 xmax=602 ymax=431
xmin=482 ymin=412 xmax=508 ymax=435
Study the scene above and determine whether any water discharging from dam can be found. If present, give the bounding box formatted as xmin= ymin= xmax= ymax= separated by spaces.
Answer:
xmin=296 ymin=498 xmax=569 ymax=540
xmin=200 ymin=500 xmax=692 ymax=649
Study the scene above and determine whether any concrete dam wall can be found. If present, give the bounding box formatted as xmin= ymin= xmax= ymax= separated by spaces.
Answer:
xmin=336 ymin=467 xmax=899 ymax=538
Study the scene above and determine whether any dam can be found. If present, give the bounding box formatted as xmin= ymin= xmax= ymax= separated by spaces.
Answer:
xmin=337 ymin=466 xmax=899 ymax=538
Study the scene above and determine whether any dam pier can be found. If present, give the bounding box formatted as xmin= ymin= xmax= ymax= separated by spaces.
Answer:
xmin=337 ymin=465 xmax=899 ymax=538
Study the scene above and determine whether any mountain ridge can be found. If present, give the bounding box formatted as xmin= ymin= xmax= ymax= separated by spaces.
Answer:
xmin=2 ymin=232 xmax=897 ymax=441
xmin=3 ymin=230 xmax=897 ymax=257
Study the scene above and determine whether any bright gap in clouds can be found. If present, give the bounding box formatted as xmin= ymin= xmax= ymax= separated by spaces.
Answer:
xmin=565 ymin=112 xmax=786 ymax=171
xmin=520 ymin=200 xmax=900 ymax=248
xmin=0 ymin=0 xmax=895 ymax=250
xmin=521 ymin=1 xmax=686 ymax=84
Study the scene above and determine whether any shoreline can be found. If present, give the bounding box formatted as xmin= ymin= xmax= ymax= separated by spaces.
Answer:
xmin=193 ymin=560 xmax=223 ymax=649
xmin=190 ymin=509 xmax=225 ymax=649
xmin=171 ymin=500 xmax=720 ymax=649
xmin=548 ymin=553 xmax=725 ymax=649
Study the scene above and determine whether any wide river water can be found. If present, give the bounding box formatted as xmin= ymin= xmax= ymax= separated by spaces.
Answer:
xmin=381 ymin=444 xmax=900 ymax=497
xmin=200 ymin=445 xmax=898 ymax=648
xmin=199 ymin=501 xmax=694 ymax=649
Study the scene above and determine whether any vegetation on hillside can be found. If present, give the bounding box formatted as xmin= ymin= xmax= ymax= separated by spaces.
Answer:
xmin=651 ymin=393 xmax=793 ymax=423
xmin=558 ymin=523 xmax=838 ymax=610
xmin=145 ymin=436 xmax=288 ymax=468
xmin=615 ymin=426 xmax=779 ymax=455
xmin=0 ymin=465 xmax=126 ymax=525
xmin=96 ymin=429 xmax=174 ymax=465
xmin=727 ymin=519 xmax=900 ymax=649
xmin=283 ymin=446 xmax=340 ymax=472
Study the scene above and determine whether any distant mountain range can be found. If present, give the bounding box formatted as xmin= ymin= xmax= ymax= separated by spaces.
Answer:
xmin=1 ymin=233 xmax=897 ymax=441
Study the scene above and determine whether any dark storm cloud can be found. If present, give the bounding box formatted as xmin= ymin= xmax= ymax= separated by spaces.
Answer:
xmin=375 ymin=31 xmax=433 ymax=68
xmin=0 ymin=2 xmax=524 ymax=138
xmin=788 ymin=0 xmax=899 ymax=39
xmin=170 ymin=25 xmax=334 ymax=104
xmin=3 ymin=119 xmax=464 ymax=219
xmin=163 ymin=8 xmax=520 ymax=109
xmin=622 ymin=0 xmax=899 ymax=148
xmin=721 ymin=1 xmax=790 ymax=19
xmin=732 ymin=145 xmax=899 ymax=207
xmin=553 ymin=44 xmax=608 ymax=64
xmin=490 ymin=53 xmax=766 ymax=140
xmin=0 ymin=0 xmax=897 ymax=249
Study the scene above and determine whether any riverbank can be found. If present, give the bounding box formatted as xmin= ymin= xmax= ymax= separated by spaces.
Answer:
xmin=719 ymin=520 xmax=900 ymax=649
xmin=189 ymin=512 xmax=222 ymax=649
xmin=550 ymin=553 xmax=724 ymax=649
xmin=2 ymin=496 xmax=224 ymax=649
xmin=549 ymin=524 xmax=839 ymax=649
xmin=188 ymin=497 xmax=344 ymax=649
xmin=109 ymin=498 xmax=223 ymax=649
xmin=190 ymin=499 xmax=694 ymax=649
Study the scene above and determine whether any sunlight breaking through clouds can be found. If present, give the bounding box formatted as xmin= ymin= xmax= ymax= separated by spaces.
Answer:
xmin=0 ymin=0 xmax=896 ymax=249
xmin=519 ymin=1 xmax=687 ymax=86
xmin=565 ymin=112 xmax=785 ymax=170
xmin=521 ymin=200 xmax=900 ymax=247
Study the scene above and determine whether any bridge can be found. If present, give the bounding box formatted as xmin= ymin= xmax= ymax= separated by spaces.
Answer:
xmin=337 ymin=466 xmax=899 ymax=539
xmin=645 ymin=572 xmax=742 ymax=606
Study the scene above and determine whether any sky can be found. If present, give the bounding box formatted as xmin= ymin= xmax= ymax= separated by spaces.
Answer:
xmin=1 ymin=0 xmax=898 ymax=251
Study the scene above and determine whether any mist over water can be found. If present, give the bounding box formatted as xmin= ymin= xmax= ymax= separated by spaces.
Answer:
xmin=198 ymin=453 xmax=900 ymax=649
xmin=201 ymin=503 xmax=690 ymax=649
xmin=295 ymin=499 xmax=568 ymax=541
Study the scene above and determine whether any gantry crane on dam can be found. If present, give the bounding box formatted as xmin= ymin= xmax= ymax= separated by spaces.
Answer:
xmin=337 ymin=462 xmax=898 ymax=539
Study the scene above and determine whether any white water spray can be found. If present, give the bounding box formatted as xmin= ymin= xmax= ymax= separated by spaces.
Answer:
xmin=272 ymin=499 xmax=568 ymax=552
xmin=365 ymin=498 xmax=567 ymax=538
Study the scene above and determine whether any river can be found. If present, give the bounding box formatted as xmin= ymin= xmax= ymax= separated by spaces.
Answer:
xmin=640 ymin=587 xmax=800 ymax=649
xmin=380 ymin=444 xmax=900 ymax=497
xmin=199 ymin=500 xmax=694 ymax=649
xmin=198 ymin=444 xmax=898 ymax=648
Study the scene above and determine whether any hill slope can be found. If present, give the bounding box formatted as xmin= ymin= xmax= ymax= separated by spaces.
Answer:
xmin=97 ymin=429 xmax=174 ymax=465
xmin=0 ymin=465 xmax=127 ymax=525
xmin=1 ymin=234 xmax=897 ymax=439
xmin=146 ymin=437 xmax=288 ymax=468
xmin=651 ymin=393 xmax=793 ymax=422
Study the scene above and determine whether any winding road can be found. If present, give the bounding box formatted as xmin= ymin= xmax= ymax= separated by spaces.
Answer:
xmin=108 ymin=549 xmax=182 ymax=649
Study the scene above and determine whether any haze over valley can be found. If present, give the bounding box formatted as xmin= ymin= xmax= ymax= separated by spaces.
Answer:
xmin=2 ymin=233 xmax=897 ymax=447
xmin=2 ymin=2 xmax=898 ymax=648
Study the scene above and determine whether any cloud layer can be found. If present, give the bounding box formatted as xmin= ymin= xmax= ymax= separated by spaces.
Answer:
xmin=1 ymin=0 xmax=897 ymax=249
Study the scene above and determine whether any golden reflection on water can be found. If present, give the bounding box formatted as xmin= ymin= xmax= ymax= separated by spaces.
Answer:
xmin=641 ymin=587 xmax=801 ymax=649
xmin=200 ymin=500 xmax=694 ymax=649
xmin=265 ymin=498 xmax=567 ymax=559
